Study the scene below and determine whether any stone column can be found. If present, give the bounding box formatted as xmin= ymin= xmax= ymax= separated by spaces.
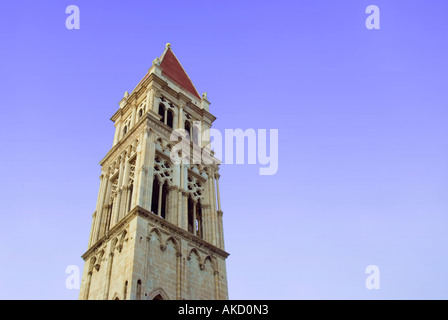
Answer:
xmin=103 ymin=251 xmax=115 ymax=300
xmin=113 ymin=118 xmax=123 ymax=146
xmin=204 ymin=204 xmax=213 ymax=244
xmin=215 ymin=173 xmax=222 ymax=247
xmin=206 ymin=169 xmax=217 ymax=245
xmin=88 ymin=211 xmax=96 ymax=248
xmin=84 ymin=271 xmax=92 ymax=300
xmin=217 ymin=210 xmax=224 ymax=249
xmin=136 ymin=127 xmax=154 ymax=211
xmin=176 ymin=252 xmax=182 ymax=299
xmin=122 ymin=186 xmax=128 ymax=216
xmin=95 ymin=175 xmax=111 ymax=241
xmin=192 ymin=201 xmax=197 ymax=236
xmin=177 ymin=189 xmax=183 ymax=228
xmin=133 ymin=137 xmax=143 ymax=209
xmin=91 ymin=173 xmax=106 ymax=246
xmin=167 ymin=185 xmax=178 ymax=224
xmin=130 ymin=103 xmax=137 ymax=127
xmin=119 ymin=156 xmax=131 ymax=219
xmin=178 ymin=106 xmax=183 ymax=130
xmin=199 ymin=203 xmax=206 ymax=239
xmin=215 ymin=173 xmax=222 ymax=212
xmin=145 ymin=130 xmax=156 ymax=211
xmin=182 ymin=191 xmax=189 ymax=231
xmin=214 ymin=270 xmax=220 ymax=300
xmin=113 ymin=156 xmax=125 ymax=225
xmin=149 ymin=89 xmax=159 ymax=113
xmin=212 ymin=174 xmax=219 ymax=245
xmin=157 ymin=181 xmax=163 ymax=216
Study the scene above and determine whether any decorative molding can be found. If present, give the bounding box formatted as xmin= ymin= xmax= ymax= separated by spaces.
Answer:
xmin=168 ymin=185 xmax=179 ymax=192
xmin=181 ymin=191 xmax=189 ymax=197
xmin=81 ymin=210 xmax=138 ymax=261
xmin=136 ymin=206 xmax=229 ymax=259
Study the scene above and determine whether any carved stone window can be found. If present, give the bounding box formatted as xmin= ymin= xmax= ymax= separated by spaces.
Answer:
xmin=158 ymin=104 xmax=165 ymax=123
xmin=167 ymin=109 xmax=174 ymax=128
xmin=136 ymin=279 xmax=142 ymax=300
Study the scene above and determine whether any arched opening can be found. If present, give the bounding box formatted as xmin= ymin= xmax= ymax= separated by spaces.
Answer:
xmin=123 ymin=281 xmax=128 ymax=300
xmin=114 ymin=297 xmax=120 ymax=300
xmin=161 ymin=182 xmax=168 ymax=219
xmin=123 ymin=125 xmax=128 ymax=136
xmin=151 ymin=177 xmax=168 ymax=219
xmin=151 ymin=177 xmax=160 ymax=214
xmin=138 ymin=109 xmax=143 ymax=118
xmin=167 ymin=109 xmax=174 ymax=129
xmin=136 ymin=279 xmax=142 ymax=300
xmin=153 ymin=294 xmax=164 ymax=300
xmin=184 ymin=120 xmax=191 ymax=139
xmin=158 ymin=104 xmax=165 ymax=123
xmin=187 ymin=196 xmax=194 ymax=234
xmin=196 ymin=201 xmax=203 ymax=239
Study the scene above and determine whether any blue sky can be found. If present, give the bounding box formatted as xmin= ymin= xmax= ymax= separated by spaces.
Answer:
xmin=0 ymin=0 xmax=447 ymax=299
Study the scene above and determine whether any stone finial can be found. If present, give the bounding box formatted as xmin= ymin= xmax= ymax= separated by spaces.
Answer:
xmin=153 ymin=57 xmax=161 ymax=66
xmin=202 ymin=92 xmax=208 ymax=100
xmin=124 ymin=91 xmax=129 ymax=99
xmin=166 ymin=43 xmax=171 ymax=49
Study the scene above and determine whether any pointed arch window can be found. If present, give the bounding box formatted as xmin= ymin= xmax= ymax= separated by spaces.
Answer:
xmin=151 ymin=178 xmax=160 ymax=214
xmin=196 ymin=201 xmax=203 ymax=238
xmin=151 ymin=177 xmax=168 ymax=219
xmin=124 ymin=281 xmax=128 ymax=300
xmin=159 ymin=103 xmax=175 ymax=129
xmin=167 ymin=109 xmax=174 ymax=129
xmin=136 ymin=280 xmax=142 ymax=300
xmin=188 ymin=196 xmax=194 ymax=234
xmin=187 ymin=197 xmax=203 ymax=238
xmin=158 ymin=104 xmax=165 ymax=123
xmin=184 ymin=120 xmax=191 ymax=139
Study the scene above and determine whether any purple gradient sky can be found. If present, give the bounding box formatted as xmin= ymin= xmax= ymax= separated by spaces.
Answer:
xmin=0 ymin=0 xmax=447 ymax=299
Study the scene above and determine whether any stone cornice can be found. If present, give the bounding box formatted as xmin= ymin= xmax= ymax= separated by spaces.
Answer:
xmin=110 ymin=108 xmax=123 ymax=123
xmin=81 ymin=205 xmax=229 ymax=261
xmin=81 ymin=208 xmax=138 ymax=261
xmin=137 ymin=206 xmax=229 ymax=259
xmin=99 ymin=112 xmax=157 ymax=167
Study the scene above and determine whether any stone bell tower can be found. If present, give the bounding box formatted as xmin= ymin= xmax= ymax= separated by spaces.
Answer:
xmin=79 ymin=44 xmax=228 ymax=300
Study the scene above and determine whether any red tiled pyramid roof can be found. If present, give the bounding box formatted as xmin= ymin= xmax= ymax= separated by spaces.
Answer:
xmin=159 ymin=48 xmax=201 ymax=99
